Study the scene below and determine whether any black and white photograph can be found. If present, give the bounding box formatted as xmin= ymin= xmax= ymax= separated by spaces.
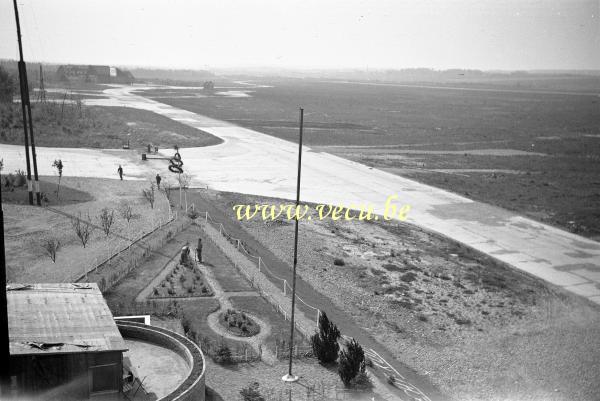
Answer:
xmin=0 ymin=1 xmax=599 ymax=400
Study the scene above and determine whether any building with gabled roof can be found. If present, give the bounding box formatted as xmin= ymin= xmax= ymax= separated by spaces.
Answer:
xmin=7 ymin=283 xmax=127 ymax=400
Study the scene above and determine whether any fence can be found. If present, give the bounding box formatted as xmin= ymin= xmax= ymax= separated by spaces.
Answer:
xmin=110 ymin=298 xmax=184 ymax=318
xmin=201 ymin=211 xmax=322 ymax=328
xmin=193 ymin=335 xmax=262 ymax=364
xmin=88 ymin=213 xmax=178 ymax=274
xmin=196 ymin=217 xmax=318 ymax=342
xmin=249 ymin=381 xmax=374 ymax=401
xmin=274 ymin=344 xmax=313 ymax=360
xmin=82 ymin=218 xmax=190 ymax=292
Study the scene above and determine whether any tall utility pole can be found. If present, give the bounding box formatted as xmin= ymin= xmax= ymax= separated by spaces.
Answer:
xmin=13 ymin=0 xmax=41 ymax=206
xmin=38 ymin=64 xmax=46 ymax=103
xmin=0 ymin=183 xmax=11 ymax=393
xmin=282 ymin=108 xmax=304 ymax=384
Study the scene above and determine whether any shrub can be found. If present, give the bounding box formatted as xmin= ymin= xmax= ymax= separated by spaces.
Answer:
xmin=311 ymin=312 xmax=340 ymax=364
xmin=240 ymin=382 xmax=265 ymax=401
xmin=181 ymin=315 xmax=192 ymax=335
xmin=338 ymin=338 xmax=366 ymax=386
xmin=333 ymin=258 xmax=345 ymax=266
xmin=214 ymin=341 xmax=232 ymax=364
xmin=400 ymin=272 xmax=417 ymax=283
xmin=13 ymin=169 xmax=26 ymax=187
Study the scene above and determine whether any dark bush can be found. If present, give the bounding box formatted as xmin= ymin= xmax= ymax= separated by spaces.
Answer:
xmin=400 ymin=272 xmax=417 ymax=283
xmin=333 ymin=258 xmax=345 ymax=266
xmin=240 ymin=381 xmax=265 ymax=401
xmin=214 ymin=341 xmax=232 ymax=364
xmin=338 ymin=338 xmax=366 ymax=386
xmin=311 ymin=312 xmax=340 ymax=364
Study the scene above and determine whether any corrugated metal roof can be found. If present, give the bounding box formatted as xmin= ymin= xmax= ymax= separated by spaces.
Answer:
xmin=8 ymin=283 xmax=127 ymax=355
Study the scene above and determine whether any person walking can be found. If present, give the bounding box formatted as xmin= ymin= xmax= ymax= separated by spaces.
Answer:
xmin=196 ymin=237 xmax=203 ymax=263
xmin=156 ymin=173 xmax=162 ymax=189
xmin=117 ymin=165 xmax=123 ymax=180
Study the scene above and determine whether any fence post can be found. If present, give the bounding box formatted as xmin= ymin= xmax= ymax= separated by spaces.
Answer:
xmin=205 ymin=211 xmax=208 ymax=221
xmin=283 ymin=280 xmax=286 ymax=295
xmin=237 ymin=239 xmax=240 ymax=249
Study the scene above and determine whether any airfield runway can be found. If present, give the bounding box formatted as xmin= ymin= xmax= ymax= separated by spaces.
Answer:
xmin=2 ymin=84 xmax=600 ymax=305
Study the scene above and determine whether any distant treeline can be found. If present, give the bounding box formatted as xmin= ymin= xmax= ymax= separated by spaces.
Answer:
xmin=216 ymin=66 xmax=600 ymax=82
xmin=130 ymin=67 xmax=215 ymax=83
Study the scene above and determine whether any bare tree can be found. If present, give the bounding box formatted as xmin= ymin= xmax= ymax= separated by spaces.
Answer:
xmin=52 ymin=159 xmax=63 ymax=199
xmin=42 ymin=238 xmax=60 ymax=263
xmin=142 ymin=182 xmax=156 ymax=209
xmin=178 ymin=173 xmax=191 ymax=211
xmin=71 ymin=212 xmax=94 ymax=248
xmin=98 ymin=208 xmax=115 ymax=237
xmin=119 ymin=202 xmax=133 ymax=225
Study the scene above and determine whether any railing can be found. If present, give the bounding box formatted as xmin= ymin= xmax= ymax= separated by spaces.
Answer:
xmin=203 ymin=211 xmax=322 ymax=325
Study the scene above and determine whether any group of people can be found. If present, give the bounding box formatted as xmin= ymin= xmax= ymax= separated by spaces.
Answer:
xmin=116 ymin=165 xmax=163 ymax=190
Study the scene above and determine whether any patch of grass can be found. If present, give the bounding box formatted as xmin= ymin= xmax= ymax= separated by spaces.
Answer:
xmin=1 ymin=177 xmax=93 ymax=205
xmin=202 ymin=242 xmax=252 ymax=292
xmin=0 ymin=102 xmax=222 ymax=149
xmin=400 ymin=272 xmax=418 ymax=283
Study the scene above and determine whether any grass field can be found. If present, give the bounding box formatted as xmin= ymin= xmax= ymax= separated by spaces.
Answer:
xmin=139 ymin=77 xmax=600 ymax=238
xmin=4 ymin=177 xmax=171 ymax=283
xmin=0 ymin=101 xmax=222 ymax=149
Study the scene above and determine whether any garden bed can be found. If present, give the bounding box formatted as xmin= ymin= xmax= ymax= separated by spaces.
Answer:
xmin=218 ymin=309 xmax=260 ymax=337
xmin=149 ymin=257 xmax=213 ymax=298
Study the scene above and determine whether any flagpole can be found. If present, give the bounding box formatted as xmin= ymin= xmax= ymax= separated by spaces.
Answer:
xmin=282 ymin=108 xmax=304 ymax=383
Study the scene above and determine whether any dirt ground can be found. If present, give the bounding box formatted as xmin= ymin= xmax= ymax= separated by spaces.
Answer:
xmin=4 ymin=176 xmax=171 ymax=283
xmin=211 ymin=190 xmax=600 ymax=401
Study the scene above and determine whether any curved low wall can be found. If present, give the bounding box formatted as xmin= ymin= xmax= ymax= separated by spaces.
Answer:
xmin=116 ymin=321 xmax=205 ymax=401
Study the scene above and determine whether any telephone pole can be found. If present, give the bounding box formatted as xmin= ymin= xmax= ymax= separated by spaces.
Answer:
xmin=0 ymin=182 xmax=10 ymax=394
xmin=282 ymin=108 xmax=304 ymax=383
xmin=13 ymin=0 xmax=41 ymax=205
xmin=38 ymin=64 xmax=46 ymax=103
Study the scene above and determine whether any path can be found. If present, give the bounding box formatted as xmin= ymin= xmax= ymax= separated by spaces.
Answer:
xmin=198 ymin=256 xmax=277 ymax=364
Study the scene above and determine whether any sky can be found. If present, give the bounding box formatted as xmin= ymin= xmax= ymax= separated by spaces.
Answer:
xmin=0 ymin=0 xmax=598 ymax=71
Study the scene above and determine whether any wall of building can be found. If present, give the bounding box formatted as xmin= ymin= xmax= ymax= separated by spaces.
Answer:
xmin=10 ymin=351 xmax=123 ymax=400
xmin=116 ymin=321 xmax=205 ymax=401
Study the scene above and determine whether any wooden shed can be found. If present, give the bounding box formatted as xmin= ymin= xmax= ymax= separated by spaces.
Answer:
xmin=7 ymin=283 xmax=128 ymax=400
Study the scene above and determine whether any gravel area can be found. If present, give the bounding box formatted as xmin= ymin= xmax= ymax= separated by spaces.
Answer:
xmin=214 ymin=191 xmax=600 ymax=401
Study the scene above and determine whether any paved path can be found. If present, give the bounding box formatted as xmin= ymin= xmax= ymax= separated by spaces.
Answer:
xmin=2 ymin=84 xmax=599 ymax=305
